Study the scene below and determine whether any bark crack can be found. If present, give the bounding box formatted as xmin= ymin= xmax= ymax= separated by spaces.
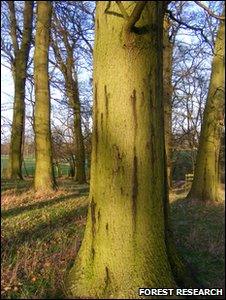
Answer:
xmin=104 ymin=266 xmax=111 ymax=293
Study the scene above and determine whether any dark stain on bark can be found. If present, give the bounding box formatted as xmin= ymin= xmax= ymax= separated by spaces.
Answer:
xmin=112 ymin=144 xmax=123 ymax=174
xmin=131 ymin=89 xmax=137 ymax=134
xmin=104 ymin=85 xmax=109 ymax=119
xmin=113 ymin=144 xmax=122 ymax=160
xmin=97 ymin=18 xmax=99 ymax=31
xmin=98 ymin=209 xmax=101 ymax=222
xmin=141 ymin=91 xmax=145 ymax=108
xmin=120 ymin=187 xmax=124 ymax=194
xmin=101 ymin=112 xmax=103 ymax=132
xmin=104 ymin=266 xmax=110 ymax=289
xmin=90 ymin=197 xmax=96 ymax=237
xmin=106 ymin=223 xmax=108 ymax=231
xmin=131 ymin=148 xmax=138 ymax=229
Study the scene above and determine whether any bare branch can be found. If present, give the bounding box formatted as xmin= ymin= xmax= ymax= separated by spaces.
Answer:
xmin=194 ymin=1 xmax=225 ymax=20
xmin=166 ymin=9 xmax=213 ymax=51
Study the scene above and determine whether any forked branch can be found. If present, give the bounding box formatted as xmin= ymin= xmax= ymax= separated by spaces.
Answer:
xmin=105 ymin=1 xmax=147 ymax=32
xmin=125 ymin=1 xmax=147 ymax=31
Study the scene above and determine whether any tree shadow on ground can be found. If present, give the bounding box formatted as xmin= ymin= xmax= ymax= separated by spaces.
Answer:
xmin=2 ymin=191 xmax=89 ymax=219
xmin=3 ymin=204 xmax=88 ymax=248
xmin=1 ymin=178 xmax=89 ymax=194
xmin=170 ymin=197 xmax=225 ymax=294
xmin=1 ymin=179 xmax=32 ymax=193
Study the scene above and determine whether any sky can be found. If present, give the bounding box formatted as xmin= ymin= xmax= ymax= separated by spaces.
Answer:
xmin=1 ymin=1 xmax=223 ymax=143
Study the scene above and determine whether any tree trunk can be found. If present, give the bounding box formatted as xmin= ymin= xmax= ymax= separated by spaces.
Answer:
xmin=51 ymin=26 xmax=87 ymax=184
xmin=67 ymin=2 xmax=189 ymax=298
xmin=68 ymin=156 xmax=75 ymax=178
xmin=7 ymin=1 xmax=33 ymax=179
xmin=66 ymin=77 xmax=86 ymax=184
xmin=56 ymin=162 xmax=62 ymax=178
xmin=34 ymin=1 xmax=56 ymax=192
xmin=163 ymin=17 xmax=173 ymax=189
xmin=187 ymin=18 xmax=225 ymax=202
xmin=64 ymin=46 xmax=86 ymax=184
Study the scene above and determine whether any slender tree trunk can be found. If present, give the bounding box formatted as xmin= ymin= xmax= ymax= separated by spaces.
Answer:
xmin=163 ymin=17 xmax=173 ymax=189
xmin=56 ymin=162 xmax=62 ymax=178
xmin=34 ymin=1 xmax=56 ymax=192
xmin=68 ymin=156 xmax=75 ymax=178
xmin=66 ymin=77 xmax=86 ymax=183
xmin=67 ymin=2 xmax=192 ymax=298
xmin=187 ymin=18 xmax=225 ymax=202
xmin=64 ymin=44 xmax=86 ymax=184
xmin=7 ymin=1 xmax=34 ymax=179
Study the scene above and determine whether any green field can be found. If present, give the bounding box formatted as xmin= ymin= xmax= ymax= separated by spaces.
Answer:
xmin=1 ymin=156 xmax=70 ymax=178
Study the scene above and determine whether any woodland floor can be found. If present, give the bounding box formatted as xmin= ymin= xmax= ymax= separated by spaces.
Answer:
xmin=1 ymin=179 xmax=225 ymax=299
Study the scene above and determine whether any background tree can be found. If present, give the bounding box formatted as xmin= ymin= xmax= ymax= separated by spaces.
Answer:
xmin=51 ymin=5 xmax=86 ymax=183
xmin=187 ymin=14 xmax=225 ymax=202
xmin=5 ymin=1 xmax=33 ymax=179
xmin=34 ymin=1 xmax=56 ymax=192
xmin=166 ymin=1 xmax=224 ymax=185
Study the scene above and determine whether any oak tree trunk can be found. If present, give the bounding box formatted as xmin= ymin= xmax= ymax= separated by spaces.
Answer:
xmin=34 ymin=1 xmax=56 ymax=192
xmin=67 ymin=2 xmax=192 ymax=298
xmin=187 ymin=18 xmax=225 ymax=202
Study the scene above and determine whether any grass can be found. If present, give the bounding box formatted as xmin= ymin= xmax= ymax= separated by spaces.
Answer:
xmin=1 ymin=156 xmax=71 ymax=178
xmin=1 ymin=179 xmax=89 ymax=299
xmin=169 ymin=187 xmax=225 ymax=291
xmin=1 ymin=180 xmax=225 ymax=299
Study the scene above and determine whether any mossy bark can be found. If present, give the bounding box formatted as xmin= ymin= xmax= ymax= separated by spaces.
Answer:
xmin=163 ymin=18 xmax=173 ymax=190
xmin=67 ymin=2 xmax=190 ymax=298
xmin=34 ymin=2 xmax=56 ymax=192
xmin=7 ymin=1 xmax=34 ymax=179
xmin=187 ymin=18 xmax=225 ymax=202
